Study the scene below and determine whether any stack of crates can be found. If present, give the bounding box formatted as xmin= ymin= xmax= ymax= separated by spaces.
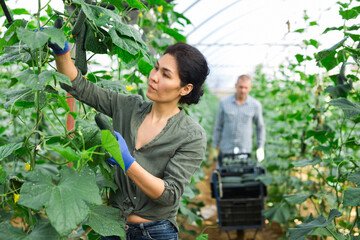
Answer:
xmin=211 ymin=155 xmax=266 ymax=231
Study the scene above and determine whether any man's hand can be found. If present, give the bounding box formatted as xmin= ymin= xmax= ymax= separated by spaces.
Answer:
xmin=106 ymin=131 xmax=135 ymax=172
xmin=256 ymin=148 xmax=264 ymax=162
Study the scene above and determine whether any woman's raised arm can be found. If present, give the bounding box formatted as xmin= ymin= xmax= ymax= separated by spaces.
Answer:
xmin=55 ymin=51 xmax=78 ymax=81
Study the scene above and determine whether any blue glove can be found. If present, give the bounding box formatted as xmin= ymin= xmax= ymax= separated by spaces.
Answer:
xmin=36 ymin=27 xmax=70 ymax=55
xmin=106 ymin=131 xmax=135 ymax=172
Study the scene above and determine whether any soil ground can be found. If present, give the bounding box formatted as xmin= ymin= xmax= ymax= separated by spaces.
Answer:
xmin=178 ymin=162 xmax=285 ymax=240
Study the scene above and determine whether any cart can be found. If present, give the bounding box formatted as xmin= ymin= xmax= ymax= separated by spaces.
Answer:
xmin=210 ymin=153 xmax=266 ymax=239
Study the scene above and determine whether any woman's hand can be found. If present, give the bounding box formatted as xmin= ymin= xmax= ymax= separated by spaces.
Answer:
xmin=106 ymin=131 xmax=135 ymax=172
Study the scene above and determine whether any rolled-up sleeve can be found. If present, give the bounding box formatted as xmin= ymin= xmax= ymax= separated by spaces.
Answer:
xmin=153 ymin=128 xmax=206 ymax=206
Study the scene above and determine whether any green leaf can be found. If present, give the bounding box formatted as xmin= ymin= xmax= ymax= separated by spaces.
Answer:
xmin=0 ymin=142 xmax=22 ymax=161
xmin=178 ymin=201 xmax=202 ymax=224
xmin=0 ymin=218 xmax=61 ymax=240
xmin=284 ymin=193 xmax=311 ymax=204
xmin=125 ymin=0 xmax=149 ymax=10
xmin=339 ymin=6 xmax=360 ymax=20
xmin=87 ymin=205 xmax=125 ymax=238
xmin=329 ymin=98 xmax=360 ymax=118
xmin=325 ymin=84 xmax=352 ymax=98
xmin=0 ymin=44 xmax=32 ymax=65
xmin=15 ymin=70 xmax=54 ymax=90
xmin=109 ymin=28 xmax=141 ymax=55
xmin=157 ymin=23 xmax=186 ymax=42
xmin=18 ymin=167 xmax=102 ymax=236
xmin=305 ymin=130 xmax=328 ymax=143
xmin=12 ymin=8 xmax=30 ymax=15
xmin=196 ymin=234 xmax=208 ymax=240
xmin=47 ymin=145 xmax=80 ymax=162
xmin=288 ymin=209 xmax=341 ymax=240
xmin=101 ymin=130 xmax=125 ymax=171
xmin=262 ymin=203 xmax=291 ymax=224
xmin=348 ymin=172 xmax=360 ymax=186
xmin=16 ymin=27 xmax=66 ymax=50
xmin=343 ymin=187 xmax=360 ymax=206
xmin=3 ymin=88 xmax=34 ymax=110
xmin=53 ymin=72 xmax=71 ymax=85
xmin=315 ymin=36 xmax=348 ymax=62
xmin=138 ymin=58 xmax=153 ymax=76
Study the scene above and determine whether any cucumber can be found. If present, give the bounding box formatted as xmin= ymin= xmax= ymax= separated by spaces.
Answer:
xmin=95 ymin=113 xmax=115 ymax=137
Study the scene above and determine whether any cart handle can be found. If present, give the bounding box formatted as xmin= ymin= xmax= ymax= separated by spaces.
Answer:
xmin=212 ymin=169 xmax=223 ymax=198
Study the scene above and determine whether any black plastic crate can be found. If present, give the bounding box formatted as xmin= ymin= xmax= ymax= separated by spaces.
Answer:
xmin=218 ymin=198 xmax=264 ymax=229
xmin=210 ymin=177 xmax=265 ymax=198
xmin=210 ymin=166 xmax=267 ymax=199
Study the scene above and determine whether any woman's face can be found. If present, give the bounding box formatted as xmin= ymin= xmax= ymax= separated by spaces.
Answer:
xmin=146 ymin=54 xmax=191 ymax=104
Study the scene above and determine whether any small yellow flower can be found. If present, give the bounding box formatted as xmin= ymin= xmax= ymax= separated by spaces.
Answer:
xmin=70 ymin=34 xmax=73 ymax=38
xmin=149 ymin=34 xmax=153 ymax=38
xmin=14 ymin=194 xmax=19 ymax=203
xmin=67 ymin=22 xmax=71 ymax=27
xmin=25 ymin=163 xmax=31 ymax=171
xmin=139 ymin=12 xmax=143 ymax=18
xmin=157 ymin=5 xmax=163 ymax=14
xmin=84 ymin=76 xmax=88 ymax=79
xmin=99 ymin=13 xmax=103 ymax=17
xmin=126 ymin=85 xmax=133 ymax=91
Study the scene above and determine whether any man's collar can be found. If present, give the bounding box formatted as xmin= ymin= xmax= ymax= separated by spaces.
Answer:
xmin=232 ymin=94 xmax=249 ymax=105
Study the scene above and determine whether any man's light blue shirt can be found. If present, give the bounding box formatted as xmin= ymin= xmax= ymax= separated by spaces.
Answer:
xmin=212 ymin=94 xmax=265 ymax=154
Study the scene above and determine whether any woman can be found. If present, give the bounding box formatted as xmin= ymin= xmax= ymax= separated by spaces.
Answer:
xmin=54 ymin=42 xmax=209 ymax=240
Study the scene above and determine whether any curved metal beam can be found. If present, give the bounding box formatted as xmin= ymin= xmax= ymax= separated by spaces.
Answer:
xmin=182 ymin=0 xmax=202 ymax=14
xmin=186 ymin=0 xmax=243 ymax=37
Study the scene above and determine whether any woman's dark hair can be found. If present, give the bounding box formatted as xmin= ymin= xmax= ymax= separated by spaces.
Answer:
xmin=164 ymin=42 xmax=209 ymax=105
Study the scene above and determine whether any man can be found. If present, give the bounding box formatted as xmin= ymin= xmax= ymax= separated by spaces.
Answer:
xmin=212 ymin=74 xmax=265 ymax=163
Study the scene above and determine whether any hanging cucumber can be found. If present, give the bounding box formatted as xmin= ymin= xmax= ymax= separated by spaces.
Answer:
xmin=95 ymin=113 xmax=115 ymax=137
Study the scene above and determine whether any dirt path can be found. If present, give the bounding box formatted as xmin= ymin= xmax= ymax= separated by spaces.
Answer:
xmin=178 ymin=162 xmax=284 ymax=240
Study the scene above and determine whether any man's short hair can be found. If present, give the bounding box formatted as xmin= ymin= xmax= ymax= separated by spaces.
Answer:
xmin=237 ymin=75 xmax=251 ymax=83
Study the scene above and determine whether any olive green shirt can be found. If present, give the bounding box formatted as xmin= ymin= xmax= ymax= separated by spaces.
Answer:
xmin=63 ymin=71 xmax=206 ymax=230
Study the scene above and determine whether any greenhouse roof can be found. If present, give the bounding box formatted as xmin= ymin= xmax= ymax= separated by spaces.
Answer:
xmin=173 ymin=0 xmax=343 ymax=89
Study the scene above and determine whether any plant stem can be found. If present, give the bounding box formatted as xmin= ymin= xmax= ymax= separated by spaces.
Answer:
xmin=37 ymin=153 xmax=70 ymax=165
xmin=350 ymin=206 xmax=358 ymax=235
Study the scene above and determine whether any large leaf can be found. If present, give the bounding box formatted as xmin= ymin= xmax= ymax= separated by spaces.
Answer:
xmin=16 ymin=27 xmax=64 ymax=50
xmin=108 ymin=28 xmax=143 ymax=55
xmin=18 ymin=167 xmax=102 ymax=236
xmin=315 ymin=36 xmax=348 ymax=62
xmin=157 ymin=23 xmax=186 ymax=42
xmin=339 ymin=6 xmax=360 ymax=20
xmin=329 ymin=98 xmax=360 ymax=118
xmin=101 ymin=130 xmax=125 ymax=171
xmin=0 ymin=44 xmax=32 ymax=65
xmin=0 ymin=218 xmax=61 ymax=240
xmin=3 ymin=88 xmax=33 ymax=110
xmin=262 ymin=203 xmax=292 ymax=224
xmin=343 ymin=187 xmax=360 ymax=206
xmin=0 ymin=142 xmax=22 ymax=161
xmin=348 ymin=172 xmax=360 ymax=186
xmin=324 ymin=84 xmax=352 ymax=98
xmin=15 ymin=70 xmax=56 ymax=90
xmin=305 ymin=130 xmax=328 ymax=143
xmin=0 ymin=20 xmax=26 ymax=52
xmin=138 ymin=58 xmax=154 ymax=76
xmin=87 ymin=205 xmax=125 ymax=238
xmin=284 ymin=193 xmax=311 ymax=204
xmin=288 ymin=209 xmax=342 ymax=240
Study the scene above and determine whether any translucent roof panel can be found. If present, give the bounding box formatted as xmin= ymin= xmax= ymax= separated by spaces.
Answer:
xmin=174 ymin=0 xmax=343 ymax=89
